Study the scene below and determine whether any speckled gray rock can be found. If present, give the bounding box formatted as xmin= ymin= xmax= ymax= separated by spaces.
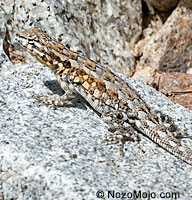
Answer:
xmin=0 ymin=58 xmax=192 ymax=199
xmin=138 ymin=0 xmax=192 ymax=73
xmin=147 ymin=0 xmax=179 ymax=11
xmin=2 ymin=0 xmax=143 ymax=76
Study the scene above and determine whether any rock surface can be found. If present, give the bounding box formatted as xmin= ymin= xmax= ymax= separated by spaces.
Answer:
xmin=0 ymin=61 xmax=192 ymax=199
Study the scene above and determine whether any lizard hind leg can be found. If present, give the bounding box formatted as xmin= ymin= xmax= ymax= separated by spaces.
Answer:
xmin=101 ymin=111 xmax=140 ymax=156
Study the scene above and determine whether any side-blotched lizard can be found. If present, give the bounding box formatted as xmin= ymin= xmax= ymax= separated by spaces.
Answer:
xmin=15 ymin=28 xmax=192 ymax=165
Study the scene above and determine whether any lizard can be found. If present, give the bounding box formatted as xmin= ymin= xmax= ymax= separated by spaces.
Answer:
xmin=14 ymin=28 xmax=192 ymax=165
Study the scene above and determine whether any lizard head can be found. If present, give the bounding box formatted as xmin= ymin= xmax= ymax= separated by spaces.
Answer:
xmin=15 ymin=28 xmax=44 ymax=50
xmin=15 ymin=28 xmax=63 ymax=72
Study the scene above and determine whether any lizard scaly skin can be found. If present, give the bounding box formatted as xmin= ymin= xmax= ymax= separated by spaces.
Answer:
xmin=15 ymin=28 xmax=192 ymax=165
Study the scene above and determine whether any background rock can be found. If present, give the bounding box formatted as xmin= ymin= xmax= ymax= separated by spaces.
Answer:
xmin=138 ymin=0 xmax=192 ymax=74
xmin=155 ymin=72 xmax=192 ymax=111
xmin=146 ymin=0 xmax=179 ymax=11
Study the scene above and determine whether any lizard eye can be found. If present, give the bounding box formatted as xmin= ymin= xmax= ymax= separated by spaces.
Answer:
xmin=27 ymin=38 xmax=35 ymax=44
xmin=28 ymin=38 xmax=39 ymax=44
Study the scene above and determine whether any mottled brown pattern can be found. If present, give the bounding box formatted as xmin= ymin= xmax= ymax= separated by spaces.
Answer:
xmin=76 ymin=69 xmax=86 ymax=82
xmin=108 ymin=90 xmax=118 ymax=100
xmin=84 ymin=58 xmax=96 ymax=71
xmin=103 ymin=72 xmax=115 ymax=82
xmin=96 ymin=81 xmax=106 ymax=92
xmin=68 ymin=50 xmax=78 ymax=59
xmin=87 ymin=75 xmax=95 ymax=85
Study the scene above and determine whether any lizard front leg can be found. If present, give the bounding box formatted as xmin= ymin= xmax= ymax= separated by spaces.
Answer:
xmin=34 ymin=81 xmax=79 ymax=107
